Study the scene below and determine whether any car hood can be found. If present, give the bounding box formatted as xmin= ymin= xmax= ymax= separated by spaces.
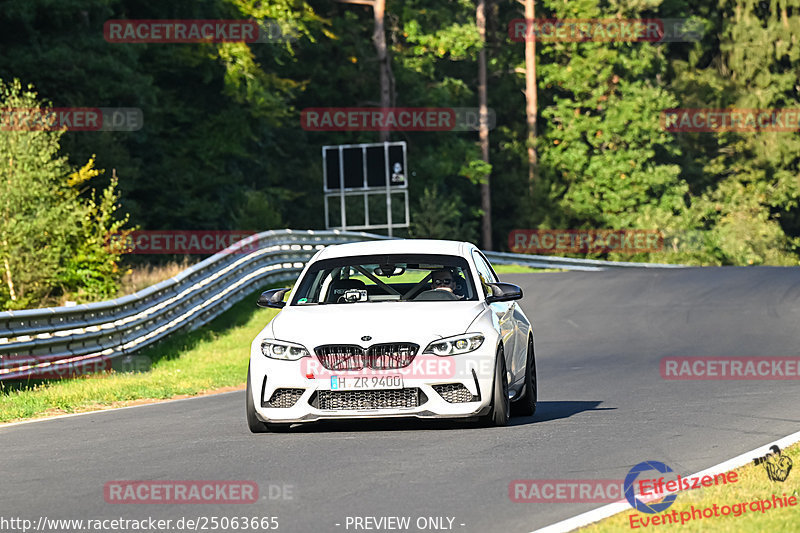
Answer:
xmin=267 ymin=301 xmax=488 ymax=348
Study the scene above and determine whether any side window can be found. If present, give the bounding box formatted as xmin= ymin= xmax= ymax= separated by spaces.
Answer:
xmin=471 ymin=251 xmax=497 ymax=297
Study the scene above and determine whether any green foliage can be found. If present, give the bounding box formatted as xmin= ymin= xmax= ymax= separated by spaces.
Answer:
xmin=531 ymin=1 xmax=688 ymax=234
xmin=61 ymin=169 xmax=133 ymax=299
xmin=232 ymin=189 xmax=284 ymax=231
xmin=496 ymin=0 xmax=800 ymax=264
xmin=460 ymin=159 xmax=492 ymax=186
xmin=1 ymin=0 xmax=799 ymax=281
xmin=0 ymin=79 xmax=129 ymax=309
xmin=409 ymin=187 xmax=478 ymax=243
xmin=404 ymin=19 xmax=482 ymax=60
xmin=664 ymin=0 xmax=800 ymax=265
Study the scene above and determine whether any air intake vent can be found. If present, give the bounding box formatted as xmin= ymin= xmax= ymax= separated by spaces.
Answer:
xmin=316 ymin=388 xmax=420 ymax=410
xmin=432 ymin=384 xmax=477 ymax=403
xmin=266 ymin=388 xmax=305 ymax=408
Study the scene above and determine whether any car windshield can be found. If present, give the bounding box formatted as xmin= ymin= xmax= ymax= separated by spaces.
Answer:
xmin=291 ymin=254 xmax=478 ymax=304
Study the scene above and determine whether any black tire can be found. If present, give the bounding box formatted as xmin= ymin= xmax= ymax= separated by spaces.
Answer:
xmin=511 ymin=335 xmax=537 ymax=417
xmin=480 ymin=345 xmax=510 ymax=427
xmin=246 ymin=368 xmax=269 ymax=433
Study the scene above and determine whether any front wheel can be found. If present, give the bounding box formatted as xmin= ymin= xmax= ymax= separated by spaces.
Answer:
xmin=511 ymin=335 xmax=537 ymax=417
xmin=246 ymin=368 xmax=269 ymax=433
xmin=480 ymin=345 xmax=510 ymax=427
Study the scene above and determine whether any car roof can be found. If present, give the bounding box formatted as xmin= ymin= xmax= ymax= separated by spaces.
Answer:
xmin=315 ymin=238 xmax=475 ymax=261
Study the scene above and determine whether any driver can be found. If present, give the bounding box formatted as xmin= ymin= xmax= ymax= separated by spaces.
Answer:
xmin=431 ymin=268 xmax=463 ymax=299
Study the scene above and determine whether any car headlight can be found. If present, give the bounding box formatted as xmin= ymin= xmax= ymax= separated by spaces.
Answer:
xmin=261 ymin=339 xmax=310 ymax=360
xmin=423 ymin=333 xmax=484 ymax=356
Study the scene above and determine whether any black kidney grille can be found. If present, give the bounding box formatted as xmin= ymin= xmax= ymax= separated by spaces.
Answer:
xmin=315 ymin=343 xmax=419 ymax=370
xmin=315 ymin=345 xmax=365 ymax=370
xmin=366 ymin=343 xmax=418 ymax=369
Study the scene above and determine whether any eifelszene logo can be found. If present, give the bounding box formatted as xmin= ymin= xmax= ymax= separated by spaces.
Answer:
xmin=624 ymin=461 xmax=678 ymax=514
xmin=753 ymin=445 xmax=793 ymax=482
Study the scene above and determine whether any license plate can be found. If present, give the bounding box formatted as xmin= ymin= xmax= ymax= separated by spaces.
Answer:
xmin=330 ymin=375 xmax=403 ymax=391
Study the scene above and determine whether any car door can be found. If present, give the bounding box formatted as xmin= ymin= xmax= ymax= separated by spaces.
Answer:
xmin=471 ymin=250 xmax=519 ymax=380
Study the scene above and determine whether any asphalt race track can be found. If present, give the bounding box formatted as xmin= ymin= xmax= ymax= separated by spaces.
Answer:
xmin=2 ymin=267 xmax=800 ymax=533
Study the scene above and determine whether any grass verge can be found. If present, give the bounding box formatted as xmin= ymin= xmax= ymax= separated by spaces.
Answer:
xmin=579 ymin=441 xmax=800 ymax=532
xmin=0 ymin=290 xmax=278 ymax=424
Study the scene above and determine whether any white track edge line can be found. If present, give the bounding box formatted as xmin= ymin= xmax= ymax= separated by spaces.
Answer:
xmin=531 ymin=427 xmax=800 ymax=533
xmin=0 ymin=388 xmax=244 ymax=429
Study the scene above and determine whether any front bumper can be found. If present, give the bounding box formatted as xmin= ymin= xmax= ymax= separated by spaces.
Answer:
xmin=248 ymin=348 xmax=496 ymax=424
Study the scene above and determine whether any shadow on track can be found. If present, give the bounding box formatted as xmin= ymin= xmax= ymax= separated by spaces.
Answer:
xmin=510 ymin=400 xmax=614 ymax=425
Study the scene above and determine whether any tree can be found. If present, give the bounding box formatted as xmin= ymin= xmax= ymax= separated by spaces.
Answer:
xmin=0 ymin=0 xmax=320 ymax=233
xmin=409 ymin=187 xmax=478 ymax=242
xmin=335 ymin=0 xmax=396 ymax=142
xmin=531 ymin=0 xmax=690 ymax=260
xmin=0 ymin=79 xmax=130 ymax=309
xmin=477 ymin=0 xmax=493 ymax=249
xmin=668 ymin=0 xmax=800 ymax=265
xmin=522 ymin=0 xmax=538 ymax=192
xmin=2 ymin=0 xmax=798 ymax=266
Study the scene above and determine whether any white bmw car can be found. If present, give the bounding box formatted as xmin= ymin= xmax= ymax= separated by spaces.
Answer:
xmin=246 ymin=239 xmax=537 ymax=432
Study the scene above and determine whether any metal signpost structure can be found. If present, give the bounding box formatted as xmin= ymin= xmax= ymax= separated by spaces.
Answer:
xmin=323 ymin=141 xmax=409 ymax=237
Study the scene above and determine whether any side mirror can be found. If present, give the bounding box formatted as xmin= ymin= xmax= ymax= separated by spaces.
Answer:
xmin=257 ymin=288 xmax=290 ymax=309
xmin=485 ymin=282 xmax=523 ymax=303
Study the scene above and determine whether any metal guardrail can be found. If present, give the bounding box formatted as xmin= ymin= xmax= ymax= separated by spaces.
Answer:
xmin=0 ymin=230 xmax=683 ymax=380
xmin=482 ymin=250 xmax=686 ymax=271
xmin=0 ymin=230 xmax=391 ymax=380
